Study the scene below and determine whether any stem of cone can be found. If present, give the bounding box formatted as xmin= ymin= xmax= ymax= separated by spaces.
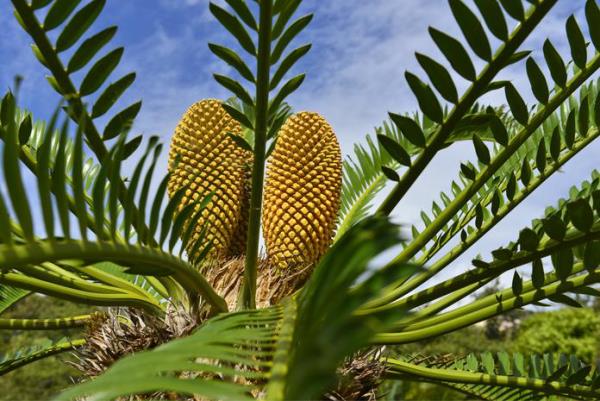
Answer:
xmin=242 ymin=1 xmax=273 ymax=309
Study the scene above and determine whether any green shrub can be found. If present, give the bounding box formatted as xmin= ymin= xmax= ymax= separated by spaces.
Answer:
xmin=515 ymin=308 xmax=600 ymax=363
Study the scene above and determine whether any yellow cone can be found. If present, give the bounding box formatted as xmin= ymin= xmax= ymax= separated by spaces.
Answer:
xmin=263 ymin=112 xmax=342 ymax=268
xmin=168 ymin=99 xmax=251 ymax=260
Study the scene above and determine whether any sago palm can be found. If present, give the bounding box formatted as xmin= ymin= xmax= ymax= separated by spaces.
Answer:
xmin=1 ymin=0 xmax=600 ymax=400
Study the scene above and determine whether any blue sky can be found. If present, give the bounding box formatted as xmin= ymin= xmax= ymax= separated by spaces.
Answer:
xmin=1 ymin=1 xmax=599 ymax=289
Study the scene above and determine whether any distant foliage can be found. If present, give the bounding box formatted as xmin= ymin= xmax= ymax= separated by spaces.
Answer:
xmin=515 ymin=308 xmax=600 ymax=363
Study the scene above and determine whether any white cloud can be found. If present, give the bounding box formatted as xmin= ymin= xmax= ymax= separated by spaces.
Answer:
xmin=159 ymin=0 xmax=204 ymax=8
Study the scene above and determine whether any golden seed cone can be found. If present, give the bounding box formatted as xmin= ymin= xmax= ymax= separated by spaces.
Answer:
xmin=263 ymin=112 xmax=342 ymax=268
xmin=168 ymin=99 xmax=251 ymax=260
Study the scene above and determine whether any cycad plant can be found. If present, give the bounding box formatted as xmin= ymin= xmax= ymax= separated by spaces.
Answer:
xmin=1 ymin=0 xmax=600 ymax=400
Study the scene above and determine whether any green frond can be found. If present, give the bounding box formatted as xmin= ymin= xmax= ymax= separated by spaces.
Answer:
xmin=1 ymin=97 xmax=174 ymax=302
xmin=0 ymin=338 xmax=85 ymax=376
xmin=336 ymin=106 xmax=515 ymax=239
xmin=368 ymin=16 xmax=600 ymax=310
xmin=269 ymin=217 xmax=418 ymax=400
xmin=378 ymin=260 xmax=598 ymax=343
xmin=376 ymin=0 xmax=559 ymax=216
xmin=55 ymin=307 xmax=279 ymax=401
xmin=56 ymin=217 xmax=417 ymax=401
xmin=384 ymin=79 xmax=600 ymax=305
xmin=362 ymin=169 xmax=600 ymax=342
xmin=392 ymin=9 xmax=600 ymax=265
xmin=366 ymin=97 xmax=600 ymax=312
xmin=476 ymin=169 xmax=600 ymax=276
xmin=386 ymin=353 xmax=600 ymax=400
xmin=0 ymin=104 xmax=116 ymax=239
xmin=376 ymin=266 xmax=600 ymax=346
xmin=336 ymin=128 xmax=391 ymax=240
xmin=11 ymin=0 xmax=159 ymax=249
xmin=425 ymin=79 xmax=600 ymax=261
xmin=12 ymin=0 xmax=139 ymax=150
xmin=91 ymin=261 xmax=166 ymax=301
xmin=0 ymin=94 xmax=226 ymax=314
xmin=0 ymin=285 xmax=30 ymax=315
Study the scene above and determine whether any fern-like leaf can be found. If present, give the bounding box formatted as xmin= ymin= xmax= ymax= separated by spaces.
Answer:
xmin=387 ymin=353 xmax=600 ymax=400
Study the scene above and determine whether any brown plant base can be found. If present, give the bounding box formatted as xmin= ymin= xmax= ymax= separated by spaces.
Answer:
xmin=73 ymin=258 xmax=384 ymax=400
xmin=72 ymin=306 xmax=200 ymax=379
xmin=201 ymin=256 xmax=312 ymax=310
xmin=325 ymin=349 xmax=386 ymax=401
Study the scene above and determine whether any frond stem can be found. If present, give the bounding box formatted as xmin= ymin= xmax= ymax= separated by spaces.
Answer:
xmin=59 ymin=262 xmax=162 ymax=300
xmin=370 ymin=53 xmax=600 ymax=308
xmin=401 ymin=263 xmax=588 ymax=332
xmin=0 ymin=315 xmax=92 ymax=330
xmin=391 ymin=127 xmax=600 ymax=301
xmin=365 ymin=222 xmax=600 ymax=314
xmin=375 ymin=265 xmax=600 ymax=344
xmin=15 ymin=264 xmax=126 ymax=295
xmin=242 ymin=0 xmax=273 ymax=309
xmin=0 ymin=272 xmax=161 ymax=313
xmin=385 ymin=357 xmax=600 ymax=400
xmin=0 ymin=241 xmax=228 ymax=313
xmin=0 ymin=339 xmax=86 ymax=376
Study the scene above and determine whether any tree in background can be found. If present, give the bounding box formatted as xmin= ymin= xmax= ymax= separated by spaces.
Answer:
xmin=515 ymin=308 xmax=600 ymax=363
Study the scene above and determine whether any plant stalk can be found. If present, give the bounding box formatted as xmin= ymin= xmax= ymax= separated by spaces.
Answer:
xmin=0 ymin=241 xmax=228 ymax=313
xmin=390 ymin=127 xmax=600 ymax=301
xmin=385 ymin=357 xmax=599 ymax=399
xmin=0 ymin=315 xmax=92 ymax=330
xmin=375 ymin=267 xmax=600 ymax=344
xmin=242 ymin=0 xmax=273 ymax=310
xmin=364 ymin=222 xmax=600 ymax=314
xmin=0 ymin=272 xmax=160 ymax=312
xmin=0 ymin=339 xmax=86 ymax=376
xmin=401 ymin=263 xmax=588 ymax=332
